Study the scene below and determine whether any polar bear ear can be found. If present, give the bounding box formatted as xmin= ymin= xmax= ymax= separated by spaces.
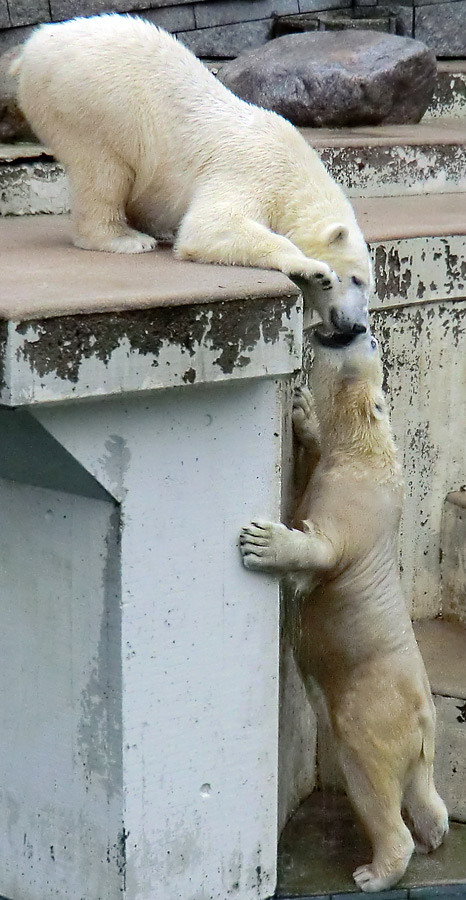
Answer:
xmin=323 ymin=223 xmax=350 ymax=245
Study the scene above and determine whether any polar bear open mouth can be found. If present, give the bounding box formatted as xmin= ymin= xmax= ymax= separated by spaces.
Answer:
xmin=314 ymin=328 xmax=361 ymax=349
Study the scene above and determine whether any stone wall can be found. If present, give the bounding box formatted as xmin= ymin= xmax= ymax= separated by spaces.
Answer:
xmin=351 ymin=0 xmax=466 ymax=57
xmin=0 ymin=0 xmax=351 ymax=56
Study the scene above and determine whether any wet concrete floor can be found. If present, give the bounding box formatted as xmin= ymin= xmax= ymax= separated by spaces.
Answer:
xmin=277 ymin=792 xmax=466 ymax=897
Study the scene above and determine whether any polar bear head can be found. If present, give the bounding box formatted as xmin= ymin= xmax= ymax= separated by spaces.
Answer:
xmin=309 ymin=329 xmax=399 ymax=470
xmin=288 ymin=217 xmax=373 ymax=336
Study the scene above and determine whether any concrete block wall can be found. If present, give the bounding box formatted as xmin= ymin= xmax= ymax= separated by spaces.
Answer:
xmin=0 ymin=0 xmax=351 ymax=56
xmin=352 ymin=0 xmax=466 ymax=56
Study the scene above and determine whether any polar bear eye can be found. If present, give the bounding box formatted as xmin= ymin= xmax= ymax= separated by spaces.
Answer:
xmin=370 ymin=338 xmax=377 ymax=350
xmin=352 ymin=276 xmax=363 ymax=287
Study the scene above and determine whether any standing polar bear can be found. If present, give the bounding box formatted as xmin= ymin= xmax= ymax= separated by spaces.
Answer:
xmin=15 ymin=14 xmax=371 ymax=336
xmin=240 ymin=330 xmax=448 ymax=892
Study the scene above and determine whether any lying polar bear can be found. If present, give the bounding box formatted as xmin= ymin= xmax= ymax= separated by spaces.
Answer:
xmin=15 ymin=14 xmax=371 ymax=336
xmin=240 ymin=330 xmax=448 ymax=892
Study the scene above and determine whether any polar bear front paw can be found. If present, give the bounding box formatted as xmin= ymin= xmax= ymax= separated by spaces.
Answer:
xmin=110 ymin=232 xmax=158 ymax=254
xmin=293 ymin=387 xmax=320 ymax=450
xmin=240 ymin=520 xmax=308 ymax=572
xmin=288 ymin=259 xmax=339 ymax=291
xmin=75 ymin=230 xmax=157 ymax=254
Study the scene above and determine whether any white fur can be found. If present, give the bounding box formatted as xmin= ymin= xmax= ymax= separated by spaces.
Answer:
xmin=16 ymin=14 xmax=372 ymax=330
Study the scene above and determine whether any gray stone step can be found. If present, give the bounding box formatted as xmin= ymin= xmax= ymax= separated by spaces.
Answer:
xmin=426 ymin=61 xmax=466 ymax=120
xmin=0 ymin=144 xmax=68 ymax=216
xmin=304 ymin=119 xmax=466 ymax=198
xmin=2 ymin=119 xmax=466 ymax=216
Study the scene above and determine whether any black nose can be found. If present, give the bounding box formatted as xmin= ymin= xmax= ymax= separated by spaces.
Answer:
xmin=330 ymin=307 xmax=367 ymax=335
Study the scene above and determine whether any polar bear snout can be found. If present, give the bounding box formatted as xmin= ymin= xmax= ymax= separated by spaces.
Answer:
xmin=330 ymin=306 xmax=367 ymax=337
xmin=311 ymin=275 xmax=370 ymax=338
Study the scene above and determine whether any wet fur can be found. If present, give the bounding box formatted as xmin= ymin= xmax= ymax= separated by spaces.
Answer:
xmin=240 ymin=335 xmax=448 ymax=892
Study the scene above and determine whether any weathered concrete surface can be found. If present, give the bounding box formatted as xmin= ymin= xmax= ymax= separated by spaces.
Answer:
xmin=3 ymin=120 xmax=466 ymax=215
xmin=0 ymin=198 xmax=301 ymax=899
xmin=369 ymin=299 xmax=466 ymax=620
xmin=3 ymin=295 xmax=302 ymax=403
xmin=416 ymin=619 xmax=466 ymax=823
xmin=219 ymin=31 xmax=436 ymax=126
xmin=278 ymin=791 xmax=466 ymax=895
xmin=0 ymin=215 xmax=296 ymax=319
xmin=426 ymin=61 xmax=466 ymax=119
xmin=0 ymin=477 xmax=123 ymax=900
xmin=0 ymin=215 xmax=302 ymax=403
xmin=31 ymin=377 xmax=289 ymax=900
xmin=352 ymin=193 xmax=466 ymax=242
xmin=434 ymin=694 xmax=466 ymax=823
xmin=415 ymin=619 xmax=466 ymax=702
xmin=304 ymin=119 xmax=466 ymax=198
xmin=441 ymin=492 xmax=466 ymax=627
xmin=0 ymin=159 xmax=68 ymax=215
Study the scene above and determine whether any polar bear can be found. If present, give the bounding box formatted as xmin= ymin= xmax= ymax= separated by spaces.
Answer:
xmin=15 ymin=14 xmax=371 ymax=336
xmin=240 ymin=329 xmax=448 ymax=892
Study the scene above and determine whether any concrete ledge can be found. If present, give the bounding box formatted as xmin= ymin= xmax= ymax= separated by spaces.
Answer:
xmin=0 ymin=216 xmax=302 ymax=404
xmin=0 ymin=215 xmax=297 ymax=319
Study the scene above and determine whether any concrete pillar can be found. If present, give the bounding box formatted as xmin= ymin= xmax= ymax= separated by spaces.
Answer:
xmin=0 ymin=217 xmax=302 ymax=900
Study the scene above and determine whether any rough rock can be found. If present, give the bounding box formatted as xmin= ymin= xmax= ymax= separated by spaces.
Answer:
xmin=218 ymin=30 xmax=437 ymax=127
xmin=0 ymin=45 xmax=37 ymax=143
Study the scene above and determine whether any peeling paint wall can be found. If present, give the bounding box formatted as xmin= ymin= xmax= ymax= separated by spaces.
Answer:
xmin=3 ymin=296 xmax=302 ymax=405
xmin=319 ymin=144 xmax=466 ymax=199
xmin=0 ymin=161 xmax=69 ymax=216
xmin=426 ymin=71 xmax=466 ymax=119
xmin=370 ymin=299 xmax=466 ymax=619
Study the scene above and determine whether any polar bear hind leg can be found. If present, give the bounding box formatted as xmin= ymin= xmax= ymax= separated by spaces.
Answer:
xmin=71 ymin=148 xmax=157 ymax=253
xmin=337 ymin=741 xmax=414 ymax=892
xmin=48 ymin=123 xmax=157 ymax=253
xmin=403 ymin=747 xmax=449 ymax=854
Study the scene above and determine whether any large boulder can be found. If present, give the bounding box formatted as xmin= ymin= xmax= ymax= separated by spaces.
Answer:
xmin=0 ymin=45 xmax=37 ymax=143
xmin=218 ymin=31 xmax=437 ymax=127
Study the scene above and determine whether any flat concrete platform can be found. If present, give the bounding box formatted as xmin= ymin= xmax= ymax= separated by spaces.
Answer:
xmin=4 ymin=119 xmax=466 ymax=158
xmin=352 ymin=194 xmax=466 ymax=242
xmin=1 ymin=197 xmax=466 ymax=320
xmin=303 ymin=118 xmax=466 ymax=150
xmin=277 ymin=792 xmax=466 ymax=897
xmin=0 ymin=215 xmax=295 ymax=320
